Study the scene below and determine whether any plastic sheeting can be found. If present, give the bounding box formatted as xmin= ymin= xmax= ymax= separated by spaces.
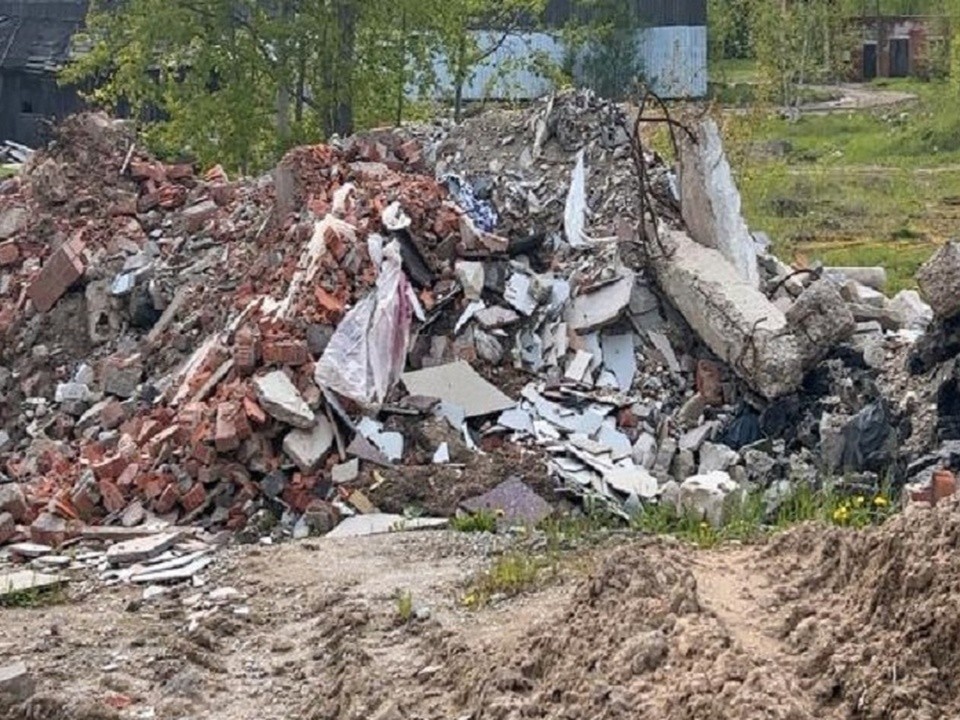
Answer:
xmin=314 ymin=241 xmax=414 ymax=405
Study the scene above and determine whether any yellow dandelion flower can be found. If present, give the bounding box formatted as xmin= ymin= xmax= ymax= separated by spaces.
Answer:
xmin=854 ymin=496 xmax=865 ymax=507
xmin=874 ymin=496 xmax=889 ymax=507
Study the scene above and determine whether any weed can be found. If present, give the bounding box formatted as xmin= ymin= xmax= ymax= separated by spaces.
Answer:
xmin=776 ymin=482 xmax=897 ymax=529
xmin=0 ymin=583 xmax=68 ymax=608
xmin=451 ymin=509 xmax=499 ymax=533
xmin=395 ymin=589 xmax=414 ymax=623
xmin=462 ymin=551 xmax=550 ymax=609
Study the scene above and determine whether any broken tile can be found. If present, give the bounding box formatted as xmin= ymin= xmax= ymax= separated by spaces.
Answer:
xmin=0 ymin=571 xmax=66 ymax=598
xmin=326 ymin=514 xmax=448 ymax=538
xmin=106 ymin=531 xmax=185 ymax=566
xmin=564 ymin=350 xmax=593 ymax=383
xmin=282 ymin=417 xmax=334 ymax=473
xmin=504 ymin=273 xmax=538 ymax=316
xmin=566 ymin=271 xmax=634 ymax=332
xmin=403 ymin=361 xmax=514 ymax=418
xmin=332 ymin=459 xmax=360 ymax=484
xmin=600 ymin=334 xmax=636 ymax=392
xmin=460 ymin=477 xmax=552 ymax=527
xmin=604 ymin=465 xmax=658 ymax=499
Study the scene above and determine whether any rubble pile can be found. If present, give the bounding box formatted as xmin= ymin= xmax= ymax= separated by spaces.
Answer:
xmin=0 ymin=91 xmax=955 ymax=549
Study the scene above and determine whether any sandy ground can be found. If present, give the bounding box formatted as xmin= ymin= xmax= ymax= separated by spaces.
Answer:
xmin=3 ymin=500 xmax=960 ymax=720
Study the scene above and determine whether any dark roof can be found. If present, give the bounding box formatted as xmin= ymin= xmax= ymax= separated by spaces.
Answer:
xmin=544 ymin=0 xmax=707 ymax=28
xmin=0 ymin=1 xmax=88 ymax=74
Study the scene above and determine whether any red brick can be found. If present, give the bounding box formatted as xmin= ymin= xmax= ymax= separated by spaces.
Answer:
xmin=933 ymin=470 xmax=957 ymax=505
xmin=91 ymin=454 xmax=126 ymax=481
xmin=243 ymin=397 xmax=267 ymax=425
xmin=180 ymin=483 xmax=206 ymax=513
xmin=618 ymin=407 xmax=637 ymax=429
xmin=0 ymin=483 xmax=28 ymax=522
xmin=99 ymin=399 xmax=126 ymax=430
xmin=28 ymin=236 xmax=85 ymax=313
xmin=696 ymin=359 xmax=724 ymax=406
xmin=0 ymin=240 xmax=19 ymax=266
xmin=262 ymin=340 xmax=310 ymax=366
xmin=193 ymin=442 xmax=217 ymax=465
xmin=0 ymin=512 xmax=14 ymax=544
xmin=117 ymin=462 xmax=140 ymax=487
xmin=215 ymin=403 xmax=240 ymax=453
xmin=209 ymin=183 xmax=237 ymax=207
xmin=233 ymin=326 xmax=258 ymax=375
xmin=129 ymin=160 xmax=167 ymax=183
xmin=164 ymin=163 xmax=194 ymax=180
xmin=99 ymin=479 xmax=127 ymax=514
xmin=30 ymin=512 xmax=68 ymax=546
xmin=153 ymin=483 xmax=180 ymax=514
xmin=70 ymin=483 xmax=99 ymax=521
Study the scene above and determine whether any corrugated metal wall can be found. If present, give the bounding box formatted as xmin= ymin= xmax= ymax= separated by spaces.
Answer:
xmin=430 ymin=25 xmax=707 ymax=101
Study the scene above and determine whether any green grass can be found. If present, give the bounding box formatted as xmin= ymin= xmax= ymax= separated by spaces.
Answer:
xmin=450 ymin=509 xmax=499 ymax=533
xmin=462 ymin=551 xmax=552 ymax=609
xmin=727 ymin=78 xmax=960 ymax=288
xmin=711 ymin=58 xmax=761 ymax=85
xmin=0 ymin=165 xmax=18 ymax=179
xmin=395 ymin=589 xmax=414 ymax=623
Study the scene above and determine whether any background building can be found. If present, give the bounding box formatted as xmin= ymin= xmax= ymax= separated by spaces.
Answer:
xmin=0 ymin=0 xmax=89 ymax=147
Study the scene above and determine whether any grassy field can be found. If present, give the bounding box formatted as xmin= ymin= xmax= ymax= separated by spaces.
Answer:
xmin=718 ymin=76 xmax=960 ymax=292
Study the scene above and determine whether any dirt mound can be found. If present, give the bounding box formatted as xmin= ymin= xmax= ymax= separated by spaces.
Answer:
xmin=767 ymin=502 xmax=960 ymax=719
xmin=300 ymin=540 xmax=813 ymax=720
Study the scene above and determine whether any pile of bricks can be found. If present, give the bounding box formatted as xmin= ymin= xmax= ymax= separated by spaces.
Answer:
xmin=0 ymin=112 xmax=498 ymax=547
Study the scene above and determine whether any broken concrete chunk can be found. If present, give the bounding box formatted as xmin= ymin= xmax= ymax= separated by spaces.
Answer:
xmin=604 ymin=465 xmax=658 ymax=499
xmin=504 ymin=273 xmax=538 ymax=315
xmin=678 ymin=471 xmax=743 ymax=528
xmin=824 ymin=266 xmax=887 ymax=292
xmin=653 ymin=229 xmax=802 ymax=399
xmin=0 ymin=662 xmax=34 ymax=704
xmin=460 ymin=477 xmax=551 ymax=527
xmin=785 ymin=280 xmax=856 ymax=365
xmin=254 ymin=371 xmax=315 ymax=428
xmin=0 ymin=571 xmax=67 ymax=598
xmin=698 ymin=442 xmax=739 ymax=474
xmin=679 ymin=119 xmax=760 ymax=287
xmin=475 ymin=305 xmax=520 ymax=329
xmin=632 ymin=433 xmax=657 ymax=470
xmin=282 ymin=417 xmax=334 ymax=473
xmin=455 ymin=261 xmax=485 ymax=300
xmin=889 ymin=289 xmax=933 ymax=331
xmin=402 ymin=361 xmax=514 ymax=419
xmin=840 ymin=281 xmax=887 ymax=308
xmin=332 ymin=459 xmax=360 ymax=484
xmin=679 ymin=422 xmax=715 ymax=452
xmin=106 ymin=531 xmax=184 ymax=565
xmin=917 ymin=241 xmax=960 ymax=319
xmin=567 ymin=271 xmax=634 ymax=332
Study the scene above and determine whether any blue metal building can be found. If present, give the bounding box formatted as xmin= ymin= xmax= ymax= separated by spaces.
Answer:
xmin=432 ymin=0 xmax=708 ymax=101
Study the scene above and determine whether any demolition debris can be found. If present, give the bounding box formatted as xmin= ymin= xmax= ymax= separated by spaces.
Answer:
xmin=0 ymin=90 xmax=954 ymax=554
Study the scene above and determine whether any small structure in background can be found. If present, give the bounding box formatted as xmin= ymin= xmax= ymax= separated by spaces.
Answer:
xmin=852 ymin=14 xmax=949 ymax=81
xmin=0 ymin=0 xmax=89 ymax=147
xmin=431 ymin=0 xmax=708 ymax=101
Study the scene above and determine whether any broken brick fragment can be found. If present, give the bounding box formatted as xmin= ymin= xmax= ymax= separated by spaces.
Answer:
xmin=180 ymin=483 xmax=206 ymax=513
xmin=99 ymin=479 xmax=126 ymax=514
xmin=262 ymin=339 xmax=310 ymax=366
xmin=154 ymin=483 xmax=180 ymax=514
xmin=27 ymin=235 xmax=85 ymax=313
xmin=215 ymin=402 xmax=241 ymax=453
xmin=0 ymin=512 xmax=14 ymax=545
xmin=91 ymin=454 xmax=127 ymax=481
xmin=696 ymin=359 xmax=725 ymax=406
xmin=30 ymin=512 xmax=68 ymax=546
xmin=0 ymin=240 xmax=19 ymax=266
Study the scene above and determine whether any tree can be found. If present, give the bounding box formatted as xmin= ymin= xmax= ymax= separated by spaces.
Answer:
xmin=430 ymin=0 xmax=547 ymax=121
xmin=65 ymin=0 xmax=463 ymax=171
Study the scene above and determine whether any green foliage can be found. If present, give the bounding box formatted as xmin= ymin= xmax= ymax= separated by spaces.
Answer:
xmin=775 ymin=482 xmax=896 ymax=529
xmin=62 ymin=0 xmax=551 ymax=172
xmin=462 ymin=551 xmax=550 ymax=609
xmin=563 ymin=0 xmax=645 ymax=100
xmin=631 ymin=493 xmax=767 ymax=549
xmin=451 ymin=510 xmax=499 ymax=533
xmin=395 ymin=589 xmax=414 ymax=623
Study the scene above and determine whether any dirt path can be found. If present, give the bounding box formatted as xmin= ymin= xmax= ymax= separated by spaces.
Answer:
xmin=800 ymin=84 xmax=917 ymax=113
xmin=6 ymin=511 xmax=960 ymax=720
